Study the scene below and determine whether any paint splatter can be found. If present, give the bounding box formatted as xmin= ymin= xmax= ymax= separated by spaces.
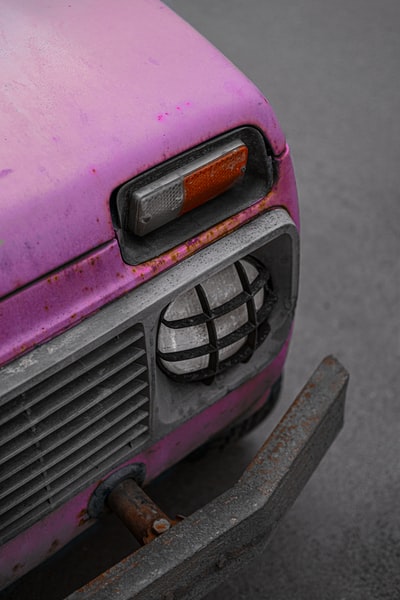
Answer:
xmin=157 ymin=112 xmax=169 ymax=121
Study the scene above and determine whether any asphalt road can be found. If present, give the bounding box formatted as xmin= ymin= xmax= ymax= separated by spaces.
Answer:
xmin=163 ymin=2 xmax=400 ymax=599
xmin=3 ymin=1 xmax=399 ymax=599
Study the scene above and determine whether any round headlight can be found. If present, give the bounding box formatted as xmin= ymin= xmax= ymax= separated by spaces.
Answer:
xmin=157 ymin=257 xmax=276 ymax=382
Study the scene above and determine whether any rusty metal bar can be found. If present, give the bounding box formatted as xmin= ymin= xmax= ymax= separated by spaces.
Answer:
xmin=107 ymin=478 xmax=176 ymax=545
xmin=68 ymin=356 xmax=349 ymax=600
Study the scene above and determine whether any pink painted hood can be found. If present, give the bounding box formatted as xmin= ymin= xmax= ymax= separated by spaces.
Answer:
xmin=0 ymin=0 xmax=285 ymax=298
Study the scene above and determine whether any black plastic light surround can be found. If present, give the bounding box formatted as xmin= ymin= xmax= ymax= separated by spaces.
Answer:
xmin=157 ymin=257 xmax=277 ymax=383
xmin=112 ymin=127 xmax=275 ymax=265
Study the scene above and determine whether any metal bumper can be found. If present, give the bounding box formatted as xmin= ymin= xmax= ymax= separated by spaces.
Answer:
xmin=67 ymin=356 xmax=349 ymax=600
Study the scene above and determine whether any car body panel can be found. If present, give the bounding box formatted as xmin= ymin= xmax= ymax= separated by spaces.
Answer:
xmin=0 ymin=0 xmax=285 ymax=298
xmin=0 ymin=148 xmax=298 ymax=368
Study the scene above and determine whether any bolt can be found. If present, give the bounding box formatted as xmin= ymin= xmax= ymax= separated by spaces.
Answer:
xmin=152 ymin=518 xmax=171 ymax=535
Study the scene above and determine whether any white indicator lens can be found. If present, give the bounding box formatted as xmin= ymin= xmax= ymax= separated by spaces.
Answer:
xmin=131 ymin=175 xmax=183 ymax=237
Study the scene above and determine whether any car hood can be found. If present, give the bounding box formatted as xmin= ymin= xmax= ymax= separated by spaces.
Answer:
xmin=0 ymin=0 xmax=285 ymax=297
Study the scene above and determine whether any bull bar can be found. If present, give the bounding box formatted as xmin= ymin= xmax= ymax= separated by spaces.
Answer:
xmin=67 ymin=355 xmax=349 ymax=600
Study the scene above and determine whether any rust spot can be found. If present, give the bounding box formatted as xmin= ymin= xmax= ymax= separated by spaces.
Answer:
xmin=91 ymin=168 xmax=96 ymax=174
xmin=78 ymin=508 xmax=90 ymax=527
xmin=93 ymin=255 xmax=101 ymax=265
xmin=323 ymin=356 xmax=336 ymax=367
xmin=47 ymin=539 xmax=60 ymax=555
xmin=44 ymin=305 xmax=49 ymax=311
xmin=12 ymin=562 xmax=24 ymax=573
xmin=160 ymin=536 xmax=174 ymax=547
xmin=96 ymin=217 xmax=100 ymax=223
xmin=120 ymin=194 xmax=278 ymax=289
xmin=70 ymin=313 xmax=77 ymax=319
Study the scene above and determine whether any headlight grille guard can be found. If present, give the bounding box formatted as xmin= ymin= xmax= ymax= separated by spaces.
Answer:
xmin=157 ymin=258 xmax=277 ymax=383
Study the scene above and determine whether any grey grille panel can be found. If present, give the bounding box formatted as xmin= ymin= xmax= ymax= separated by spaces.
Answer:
xmin=0 ymin=325 xmax=149 ymax=544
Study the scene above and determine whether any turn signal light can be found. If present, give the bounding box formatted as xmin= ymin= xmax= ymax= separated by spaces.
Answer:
xmin=127 ymin=140 xmax=248 ymax=236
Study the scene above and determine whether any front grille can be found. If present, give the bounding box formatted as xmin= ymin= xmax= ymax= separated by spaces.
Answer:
xmin=0 ymin=207 xmax=298 ymax=547
xmin=0 ymin=325 xmax=149 ymax=544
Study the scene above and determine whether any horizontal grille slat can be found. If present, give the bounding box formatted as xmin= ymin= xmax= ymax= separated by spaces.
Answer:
xmin=0 ymin=324 xmax=150 ymax=544
xmin=0 ymin=327 xmax=144 ymax=424
xmin=0 ymin=424 xmax=148 ymax=544
xmin=0 ymin=420 xmax=149 ymax=530
xmin=0 ymin=345 xmax=146 ymax=449
xmin=0 ymin=386 xmax=148 ymax=495
xmin=0 ymin=414 xmax=149 ymax=527
xmin=0 ymin=408 xmax=149 ymax=518
xmin=0 ymin=360 xmax=147 ymax=467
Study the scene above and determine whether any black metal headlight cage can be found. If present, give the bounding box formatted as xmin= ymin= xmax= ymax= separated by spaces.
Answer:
xmin=157 ymin=257 xmax=277 ymax=383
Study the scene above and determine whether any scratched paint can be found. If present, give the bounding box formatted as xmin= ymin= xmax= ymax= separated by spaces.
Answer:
xmin=0 ymin=150 xmax=297 ymax=368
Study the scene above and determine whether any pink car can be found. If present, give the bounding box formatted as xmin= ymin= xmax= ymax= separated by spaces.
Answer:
xmin=0 ymin=1 xmax=348 ymax=597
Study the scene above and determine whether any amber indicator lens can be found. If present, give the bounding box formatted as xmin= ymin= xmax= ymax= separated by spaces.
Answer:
xmin=182 ymin=144 xmax=248 ymax=214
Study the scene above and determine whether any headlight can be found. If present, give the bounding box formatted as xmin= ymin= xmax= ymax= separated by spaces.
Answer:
xmin=157 ymin=257 xmax=276 ymax=382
